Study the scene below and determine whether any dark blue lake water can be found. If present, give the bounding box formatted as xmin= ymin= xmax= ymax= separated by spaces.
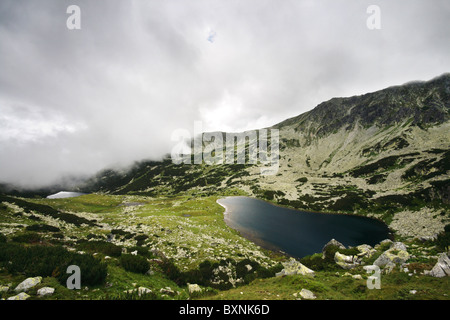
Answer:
xmin=218 ymin=196 xmax=391 ymax=259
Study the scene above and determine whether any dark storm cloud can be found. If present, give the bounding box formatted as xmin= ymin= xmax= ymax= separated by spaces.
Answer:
xmin=0 ymin=0 xmax=449 ymax=187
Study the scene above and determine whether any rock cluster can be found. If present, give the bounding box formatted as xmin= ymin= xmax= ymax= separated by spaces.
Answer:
xmin=1 ymin=276 xmax=55 ymax=300
xmin=328 ymin=241 xmax=376 ymax=270
xmin=334 ymin=252 xmax=359 ymax=270
xmin=275 ymin=258 xmax=315 ymax=277
xmin=373 ymin=242 xmax=410 ymax=272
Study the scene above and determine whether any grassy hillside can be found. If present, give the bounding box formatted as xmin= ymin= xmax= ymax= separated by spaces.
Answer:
xmin=0 ymin=194 xmax=449 ymax=300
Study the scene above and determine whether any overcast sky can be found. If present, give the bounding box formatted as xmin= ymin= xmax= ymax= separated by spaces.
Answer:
xmin=0 ymin=0 xmax=449 ymax=187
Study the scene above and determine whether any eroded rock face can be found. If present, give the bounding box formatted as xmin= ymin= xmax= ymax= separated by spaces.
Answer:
xmin=426 ymin=253 xmax=450 ymax=278
xmin=276 ymin=258 xmax=315 ymax=277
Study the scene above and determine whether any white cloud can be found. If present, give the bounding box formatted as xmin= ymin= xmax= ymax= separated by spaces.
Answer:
xmin=0 ymin=0 xmax=448 ymax=187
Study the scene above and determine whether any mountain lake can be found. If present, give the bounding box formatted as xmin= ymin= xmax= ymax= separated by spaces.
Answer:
xmin=218 ymin=196 xmax=392 ymax=259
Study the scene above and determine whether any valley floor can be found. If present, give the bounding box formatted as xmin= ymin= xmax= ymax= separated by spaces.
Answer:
xmin=0 ymin=193 xmax=448 ymax=300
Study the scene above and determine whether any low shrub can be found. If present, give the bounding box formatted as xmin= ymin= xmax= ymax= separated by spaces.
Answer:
xmin=128 ymin=246 xmax=155 ymax=258
xmin=300 ymin=253 xmax=334 ymax=271
xmin=435 ymin=224 xmax=450 ymax=251
xmin=12 ymin=232 xmax=42 ymax=244
xmin=159 ymin=258 xmax=185 ymax=285
xmin=134 ymin=234 xmax=148 ymax=241
xmin=111 ymin=229 xmax=133 ymax=237
xmin=26 ymin=224 xmax=60 ymax=232
xmin=120 ymin=254 xmax=150 ymax=274
xmin=76 ymin=240 xmax=122 ymax=257
xmin=0 ymin=242 xmax=107 ymax=286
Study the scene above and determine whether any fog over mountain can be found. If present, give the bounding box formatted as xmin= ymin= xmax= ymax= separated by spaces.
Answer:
xmin=0 ymin=0 xmax=449 ymax=187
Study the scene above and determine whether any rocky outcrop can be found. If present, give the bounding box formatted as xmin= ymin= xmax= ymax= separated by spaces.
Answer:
xmin=373 ymin=242 xmax=410 ymax=269
xmin=14 ymin=277 xmax=42 ymax=292
xmin=425 ymin=253 xmax=450 ymax=278
xmin=334 ymin=252 xmax=359 ymax=270
xmin=390 ymin=208 xmax=447 ymax=239
xmin=322 ymin=239 xmax=346 ymax=259
xmin=356 ymin=244 xmax=376 ymax=258
xmin=276 ymin=258 xmax=315 ymax=277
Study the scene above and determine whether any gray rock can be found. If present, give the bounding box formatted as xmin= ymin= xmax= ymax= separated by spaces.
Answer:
xmin=138 ymin=287 xmax=152 ymax=296
xmin=7 ymin=292 xmax=30 ymax=300
xmin=383 ymin=261 xmax=396 ymax=274
xmin=299 ymin=289 xmax=316 ymax=300
xmin=188 ymin=283 xmax=202 ymax=294
xmin=160 ymin=286 xmax=175 ymax=296
xmin=275 ymin=258 xmax=315 ymax=277
xmin=14 ymin=276 xmax=42 ymax=292
xmin=426 ymin=253 xmax=450 ymax=278
xmin=390 ymin=242 xmax=407 ymax=251
xmin=373 ymin=247 xmax=410 ymax=268
xmin=37 ymin=287 xmax=55 ymax=297
xmin=334 ymin=252 xmax=359 ymax=270
xmin=356 ymin=244 xmax=376 ymax=258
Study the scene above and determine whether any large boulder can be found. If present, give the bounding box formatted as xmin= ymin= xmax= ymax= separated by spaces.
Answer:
xmin=7 ymin=292 xmax=30 ymax=300
xmin=322 ymin=239 xmax=346 ymax=259
xmin=356 ymin=244 xmax=376 ymax=258
xmin=276 ymin=258 xmax=315 ymax=277
xmin=426 ymin=253 xmax=450 ymax=278
xmin=334 ymin=252 xmax=359 ymax=270
xmin=14 ymin=277 xmax=42 ymax=292
xmin=390 ymin=242 xmax=408 ymax=251
xmin=373 ymin=246 xmax=410 ymax=268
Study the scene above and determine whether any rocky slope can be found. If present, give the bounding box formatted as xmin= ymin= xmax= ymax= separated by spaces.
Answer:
xmin=77 ymin=73 xmax=450 ymax=240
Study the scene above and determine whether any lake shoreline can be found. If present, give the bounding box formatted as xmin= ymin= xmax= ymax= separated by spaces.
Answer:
xmin=216 ymin=197 xmax=293 ymax=260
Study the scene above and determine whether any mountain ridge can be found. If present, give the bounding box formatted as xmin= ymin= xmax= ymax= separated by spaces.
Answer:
xmin=2 ymin=73 xmax=449 ymax=240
